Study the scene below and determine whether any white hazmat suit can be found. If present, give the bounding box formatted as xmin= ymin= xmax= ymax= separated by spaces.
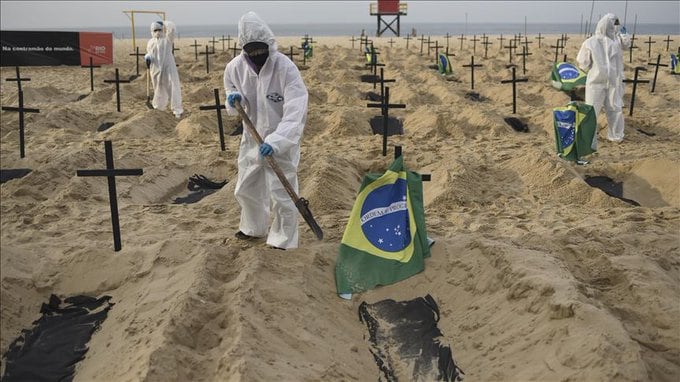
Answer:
xmin=576 ymin=13 xmax=631 ymax=145
xmin=145 ymin=21 xmax=183 ymax=117
xmin=224 ymin=12 xmax=309 ymax=249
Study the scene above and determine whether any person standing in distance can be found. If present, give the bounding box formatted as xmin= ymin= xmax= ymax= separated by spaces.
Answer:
xmin=223 ymin=11 xmax=309 ymax=250
xmin=576 ymin=13 xmax=631 ymax=146
xmin=144 ymin=20 xmax=183 ymax=118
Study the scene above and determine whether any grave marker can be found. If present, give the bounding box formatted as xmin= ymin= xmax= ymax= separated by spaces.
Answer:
xmin=500 ymin=66 xmax=528 ymax=114
xmin=190 ymin=40 xmax=200 ymax=61
xmin=350 ymin=35 xmax=358 ymax=49
xmin=470 ymin=35 xmax=480 ymax=55
xmin=458 ymin=34 xmax=467 ymax=51
xmin=1 ymin=90 xmax=40 ymax=158
xmin=404 ymin=34 xmax=411 ymax=49
xmin=103 ymin=68 xmax=131 ymax=112
xmin=172 ymin=44 xmax=180 ymax=57
xmin=504 ymin=40 xmax=517 ymax=63
xmin=229 ymin=42 xmax=240 ymax=58
xmin=220 ymin=35 xmax=233 ymax=52
xmin=462 ymin=55 xmax=483 ymax=90
xmin=551 ymin=38 xmax=563 ymax=63
xmin=388 ymin=38 xmax=395 ymax=48
xmin=284 ymin=46 xmax=300 ymax=63
xmin=208 ymin=36 xmax=218 ymax=53
xmin=663 ymin=35 xmax=673 ymax=51
xmin=367 ymin=87 xmax=406 ymax=156
xmin=76 ymin=140 xmax=143 ymax=252
xmin=622 ymin=66 xmax=649 ymax=116
xmin=128 ymin=46 xmax=145 ymax=78
xmin=445 ymin=33 xmax=452 ymax=50
xmin=647 ymin=54 xmax=667 ymax=93
xmin=535 ymin=33 xmax=544 ymax=48
xmin=81 ymin=57 xmax=100 ymax=92
xmin=644 ymin=36 xmax=656 ymax=58
xmin=516 ymin=46 xmax=532 ymax=75
xmin=481 ymin=35 xmax=492 ymax=59
xmin=629 ymin=34 xmax=639 ymax=63
xmin=199 ymin=45 xmax=213 ymax=73
xmin=418 ymin=35 xmax=427 ymax=55
xmin=497 ymin=34 xmax=505 ymax=51
xmin=198 ymin=89 xmax=227 ymax=151
xmin=5 ymin=66 xmax=30 ymax=93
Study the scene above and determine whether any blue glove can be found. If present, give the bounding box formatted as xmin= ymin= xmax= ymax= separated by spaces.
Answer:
xmin=620 ymin=26 xmax=627 ymax=34
xmin=259 ymin=143 xmax=273 ymax=156
xmin=227 ymin=92 xmax=242 ymax=107
xmin=144 ymin=54 xmax=152 ymax=68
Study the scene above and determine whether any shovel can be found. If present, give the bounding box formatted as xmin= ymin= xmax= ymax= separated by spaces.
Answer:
xmin=234 ymin=100 xmax=323 ymax=240
xmin=145 ymin=60 xmax=153 ymax=109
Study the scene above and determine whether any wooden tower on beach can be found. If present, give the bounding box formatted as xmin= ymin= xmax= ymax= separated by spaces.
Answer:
xmin=370 ymin=0 xmax=408 ymax=37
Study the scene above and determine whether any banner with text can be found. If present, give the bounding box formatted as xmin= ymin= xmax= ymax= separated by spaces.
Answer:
xmin=1 ymin=31 xmax=113 ymax=67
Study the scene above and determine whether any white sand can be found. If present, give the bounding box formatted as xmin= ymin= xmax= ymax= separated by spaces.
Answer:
xmin=1 ymin=34 xmax=679 ymax=381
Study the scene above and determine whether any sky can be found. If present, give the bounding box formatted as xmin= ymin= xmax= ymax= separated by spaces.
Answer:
xmin=1 ymin=1 xmax=678 ymax=29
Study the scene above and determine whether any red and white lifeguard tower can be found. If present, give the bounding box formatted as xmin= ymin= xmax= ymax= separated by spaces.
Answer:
xmin=370 ymin=0 xmax=408 ymax=37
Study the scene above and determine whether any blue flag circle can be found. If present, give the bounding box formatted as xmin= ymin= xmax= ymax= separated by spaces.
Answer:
xmin=558 ymin=63 xmax=580 ymax=80
xmin=360 ymin=178 xmax=412 ymax=252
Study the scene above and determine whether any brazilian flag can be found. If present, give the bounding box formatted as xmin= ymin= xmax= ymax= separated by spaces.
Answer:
xmin=301 ymin=41 xmax=313 ymax=58
xmin=335 ymin=156 xmax=430 ymax=295
xmin=365 ymin=46 xmax=375 ymax=65
xmin=553 ymin=101 xmax=597 ymax=161
xmin=550 ymin=62 xmax=587 ymax=91
xmin=671 ymin=54 xmax=679 ymax=74
xmin=437 ymin=53 xmax=452 ymax=75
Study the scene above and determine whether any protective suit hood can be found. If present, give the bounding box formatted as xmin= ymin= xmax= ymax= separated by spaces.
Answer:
xmin=595 ymin=13 xmax=618 ymax=40
xmin=238 ymin=11 xmax=278 ymax=53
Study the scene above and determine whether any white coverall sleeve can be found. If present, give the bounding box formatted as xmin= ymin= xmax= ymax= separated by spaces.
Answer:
xmin=618 ymin=32 xmax=631 ymax=50
xmin=164 ymin=21 xmax=177 ymax=44
xmin=576 ymin=43 xmax=592 ymax=72
xmin=264 ymin=65 xmax=308 ymax=155
xmin=223 ymin=63 xmax=244 ymax=116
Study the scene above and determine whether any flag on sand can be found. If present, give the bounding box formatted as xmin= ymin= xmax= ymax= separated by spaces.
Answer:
xmin=553 ymin=101 xmax=597 ymax=162
xmin=335 ymin=156 xmax=430 ymax=295
xmin=550 ymin=62 xmax=587 ymax=91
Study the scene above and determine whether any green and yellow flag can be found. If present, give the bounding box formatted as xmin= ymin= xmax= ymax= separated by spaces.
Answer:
xmin=550 ymin=62 xmax=587 ymax=91
xmin=335 ymin=156 xmax=430 ymax=295
xmin=553 ymin=101 xmax=597 ymax=161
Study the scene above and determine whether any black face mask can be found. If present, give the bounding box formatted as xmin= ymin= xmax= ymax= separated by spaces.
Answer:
xmin=244 ymin=42 xmax=269 ymax=68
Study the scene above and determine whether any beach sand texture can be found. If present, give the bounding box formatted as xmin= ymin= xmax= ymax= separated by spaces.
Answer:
xmin=1 ymin=35 xmax=679 ymax=381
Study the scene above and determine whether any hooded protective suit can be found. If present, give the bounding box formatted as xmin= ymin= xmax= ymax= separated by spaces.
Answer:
xmin=224 ymin=12 xmax=309 ymax=249
xmin=576 ymin=13 xmax=631 ymax=145
xmin=145 ymin=21 xmax=183 ymax=117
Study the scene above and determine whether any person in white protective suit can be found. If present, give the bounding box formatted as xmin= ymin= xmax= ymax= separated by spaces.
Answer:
xmin=144 ymin=21 xmax=183 ymax=118
xmin=223 ymin=12 xmax=308 ymax=250
xmin=576 ymin=13 xmax=631 ymax=146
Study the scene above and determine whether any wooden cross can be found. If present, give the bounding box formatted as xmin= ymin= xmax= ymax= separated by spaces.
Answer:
xmin=535 ymin=33 xmax=544 ymax=48
xmin=103 ymin=68 xmax=131 ymax=112
xmin=208 ymin=36 xmax=219 ymax=53
xmin=284 ymin=46 xmax=300 ymax=63
xmin=76 ymin=140 xmax=143 ymax=252
xmin=5 ymin=66 xmax=30 ymax=93
xmin=629 ymin=34 xmax=639 ymax=63
xmin=663 ymin=35 xmax=673 ymax=51
xmin=220 ymin=35 xmax=232 ymax=52
xmin=504 ymin=40 xmax=517 ymax=63
xmin=367 ymin=87 xmax=406 ymax=156
xmin=301 ymin=35 xmax=317 ymax=45
xmin=350 ymin=35 xmax=358 ymax=49
xmin=559 ymin=34 xmax=569 ymax=53
xmin=199 ymin=45 xmax=213 ymax=74
xmin=418 ymin=34 xmax=427 ymax=55
xmin=462 ymin=55 xmax=483 ymax=90
xmin=550 ymin=38 xmax=563 ymax=63
xmin=647 ymin=54 xmax=667 ymax=93
xmin=500 ymin=67 xmax=528 ymax=114
xmin=361 ymin=35 xmax=371 ymax=53
xmin=81 ymin=57 xmax=100 ymax=92
xmin=1 ymin=90 xmax=40 ymax=158
xmin=622 ymin=66 xmax=649 ymax=116
xmin=445 ymin=33 xmax=452 ymax=50
xmin=644 ymin=36 xmax=656 ymax=58
xmin=229 ymin=42 xmax=240 ymax=58
xmin=497 ymin=34 xmax=505 ymax=51
xmin=404 ymin=34 xmax=411 ymax=49
xmin=376 ymin=67 xmax=396 ymax=101
xmin=481 ymin=35 xmax=492 ymax=59
xmin=516 ymin=45 xmax=532 ymax=75
xmin=431 ymin=40 xmax=444 ymax=65
xmin=470 ymin=34 xmax=480 ymax=55
xmin=458 ymin=34 xmax=467 ymax=51
xmin=190 ymin=39 xmax=200 ymax=61
xmin=365 ymin=45 xmax=385 ymax=88
xmin=198 ymin=88 xmax=227 ymax=151
xmin=388 ymin=38 xmax=395 ymax=48
xmin=425 ymin=36 xmax=432 ymax=55
xmin=522 ymin=35 xmax=533 ymax=50
xmin=394 ymin=146 xmax=431 ymax=182
xmin=129 ymin=46 xmax=145 ymax=77
xmin=296 ymin=46 xmax=309 ymax=66
xmin=172 ymin=44 xmax=180 ymax=56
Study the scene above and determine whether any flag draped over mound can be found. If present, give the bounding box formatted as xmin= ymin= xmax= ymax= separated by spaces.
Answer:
xmin=553 ymin=101 xmax=597 ymax=161
xmin=335 ymin=156 xmax=430 ymax=295
xmin=438 ymin=53 xmax=452 ymax=75
xmin=550 ymin=62 xmax=587 ymax=91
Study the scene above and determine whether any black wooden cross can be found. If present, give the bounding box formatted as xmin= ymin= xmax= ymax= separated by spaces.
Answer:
xmin=458 ymin=34 xmax=467 ymax=51
xmin=629 ymin=34 xmax=639 ymax=63
xmin=229 ymin=42 xmax=240 ymax=58
xmin=361 ymin=35 xmax=371 ymax=53
xmin=647 ymin=54 xmax=668 ymax=93
xmin=220 ymin=35 xmax=232 ymax=52
xmin=284 ymin=46 xmax=300 ymax=63
xmin=497 ymin=34 xmax=505 ymax=51
xmin=550 ymin=38 xmax=563 ymax=63
xmin=5 ymin=66 xmax=30 ymax=93
xmin=445 ymin=33 xmax=452 ymax=50
xmin=500 ymin=66 xmax=528 ymax=114
xmin=367 ymin=87 xmax=406 ymax=156
xmin=470 ymin=35 xmax=480 ymax=55
xmin=301 ymin=35 xmax=317 ymax=46
xmin=208 ymin=36 xmax=218 ymax=54
xmin=376 ymin=67 xmax=396 ymax=101
xmin=129 ymin=46 xmax=145 ymax=77
xmin=644 ymin=36 xmax=656 ymax=58
xmin=431 ymin=40 xmax=444 ymax=65
xmin=462 ymin=55 xmax=483 ymax=90
xmin=663 ymin=35 xmax=673 ymax=51
xmin=350 ymin=35 xmax=358 ymax=49
xmin=504 ymin=40 xmax=517 ymax=63
xmin=296 ymin=46 xmax=309 ymax=66
xmin=516 ymin=46 xmax=532 ymax=75
xmin=404 ymin=34 xmax=411 ymax=49
xmin=172 ymin=44 xmax=180 ymax=57
xmin=198 ymin=88 xmax=227 ymax=151
xmin=190 ymin=39 xmax=200 ymax=61
xmin=81 ymin=57 xmax=100 ymax=92
xmin=199 ymin=45 xmax=213 ymax=74
xmin=559 ymin=34 xmax=569 ymax=53
xmin=1 ymin=90 xmax=40 ymax=158
xmin=103 ymin=68 xmax=130 ymax=112
xmin=418 ymin=34 xmax=427 ymax=55
xmin=425 ymin=36 xmax=432 ymax=55
xmin=522 ymin=35 xmax=533 ymax=50
xmin=622 ymin=66 xmax=649 ymax=116
xmin=76 ymin=140 xmax=143 ymax=252
xmin=388 ymin=38 xmax=395 ymax=48
xmin=481 ymin=35 xmax=492 ymax=59
xmin=365 ymin=45 xmax=385 ymax=88
xmin=535 ymin=33 xmax=544 ymax=48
